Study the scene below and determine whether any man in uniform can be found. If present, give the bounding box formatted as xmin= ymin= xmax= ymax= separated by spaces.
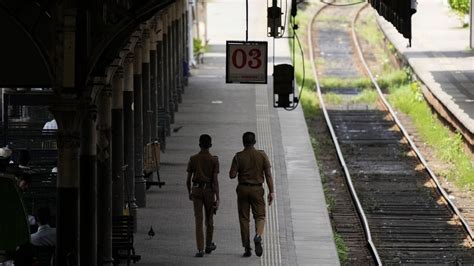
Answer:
xmin=229 ymin=131 xmax=275 ymax=257
xmin=186 ymin=134 xmax=220 ymax=257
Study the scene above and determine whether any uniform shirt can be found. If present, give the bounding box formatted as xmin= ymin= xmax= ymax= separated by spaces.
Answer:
xmin=187 ymin=151 xmax=219 ymax=192
xmin=230 ymin=147 xmax=271 ymax=184
xmin=31 ymin=224 xmax=56 ymax=247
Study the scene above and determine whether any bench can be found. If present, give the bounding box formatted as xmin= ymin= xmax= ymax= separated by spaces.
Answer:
xmin=112 ymin=216 xmax=141 ymax=265
xmin=144 ymin=142 xmax=165 ymax=190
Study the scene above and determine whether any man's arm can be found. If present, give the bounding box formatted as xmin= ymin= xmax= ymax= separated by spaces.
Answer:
xmin=264 ymin=168 xmax=275 ymax=205
xmin=213 ymin=172 xmax=220 ymax=200
xmin=186 ymin=172 xmax=193 ymax=200
xmin=213 ymin=172 xmax=220 ymax=209
xmin=229 ymin=156 xmax=238 ymax=179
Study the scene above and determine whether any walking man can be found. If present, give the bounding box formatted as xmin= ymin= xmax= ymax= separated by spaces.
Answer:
xmin=187 ymin=134 xmax=219 ymax=257
xmin=229 ymin=131 xmax=275 ymax=257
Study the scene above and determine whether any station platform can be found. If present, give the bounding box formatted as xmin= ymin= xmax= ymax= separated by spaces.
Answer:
xmin=132 ymin=45 xmax=339 ymax=265
xmin=377 ymin=0 xmax=474 ymax=137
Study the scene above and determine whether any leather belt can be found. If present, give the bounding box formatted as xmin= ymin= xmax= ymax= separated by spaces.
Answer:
xmin=239 ymin=183 xmax=262 ymax=187
xmin=193 ymin=182 xmax=211 ymax=188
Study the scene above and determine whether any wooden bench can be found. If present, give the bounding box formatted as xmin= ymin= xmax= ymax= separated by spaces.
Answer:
xmin=112 ymin=216 xmax=141 ymax=265
xmin=144 ymin=141 xmax=165 ymax=190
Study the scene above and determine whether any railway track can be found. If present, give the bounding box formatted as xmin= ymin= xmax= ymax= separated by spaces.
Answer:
xmin=307 ymin=1 xmax=474 ymax=264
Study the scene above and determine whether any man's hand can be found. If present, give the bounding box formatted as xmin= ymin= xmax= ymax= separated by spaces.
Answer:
xmin=268 ymin=192 xmax=276 ymax=206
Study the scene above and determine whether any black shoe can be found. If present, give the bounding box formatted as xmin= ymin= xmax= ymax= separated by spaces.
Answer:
xmin=243 ymin=247 xmax=252 ymax=257
xmin=205 ymin=242 xmax=217 ymax=254
xmin=195 ymin=250 xmax=204 ymax=257
xmin=254 ymin=234 xmax=263 ymax=257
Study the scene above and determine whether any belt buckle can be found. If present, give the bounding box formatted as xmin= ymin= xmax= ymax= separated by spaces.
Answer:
xmin=194 ymin=183 xmax=207 ymax=188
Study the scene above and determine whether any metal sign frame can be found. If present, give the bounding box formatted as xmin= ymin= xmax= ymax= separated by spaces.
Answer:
xmin=226 ymin=41 xmax=268 ymax=84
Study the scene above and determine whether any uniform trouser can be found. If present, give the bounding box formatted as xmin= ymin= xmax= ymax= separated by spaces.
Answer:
xmin=236 ymin=184 xmax=265 ymax=249
xmin=192 ymin=186 xmax=215 ymax=250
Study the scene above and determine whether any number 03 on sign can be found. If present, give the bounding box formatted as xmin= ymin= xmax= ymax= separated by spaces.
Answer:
xmin=226 ymin=41 xmax=268 ymax=84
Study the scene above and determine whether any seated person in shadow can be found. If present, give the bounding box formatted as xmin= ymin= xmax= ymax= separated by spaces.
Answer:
xmin=31 ymin=207 xmax=56 ymax=247
xmin=17 ymin=150 xmax=31 ymax=171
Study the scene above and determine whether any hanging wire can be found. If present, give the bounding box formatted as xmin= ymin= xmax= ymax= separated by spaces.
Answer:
xmin=280 ymin=0 xmax=288 ymax=37
xmin=284 ymin=14 xmax=305 ymax=111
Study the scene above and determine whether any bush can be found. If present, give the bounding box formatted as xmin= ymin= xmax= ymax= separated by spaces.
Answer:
xmin=193 ymin=38 xmax=208 ymax=54
xmin=448 ymin=0 xmax=470 ymax=14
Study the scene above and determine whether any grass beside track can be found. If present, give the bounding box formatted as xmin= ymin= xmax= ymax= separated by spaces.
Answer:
xmin=387 ymin=82 xmax=474 ymax=188
xmin=355 ymin=8 xmax=474 ymax=190
xmin=292 ymin=2 xmax=474 ymax=262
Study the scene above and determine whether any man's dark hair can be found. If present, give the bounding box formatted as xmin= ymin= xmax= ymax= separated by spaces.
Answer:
xmin=19 ymin=150 xmax=31 ymax=166
xmin=243 ymin=132 xmax=256 ymax=147
xmin=199 ymin=134 xmax=212 ymax=149
xmin=36 ymin=207 xmax=51 ymax=225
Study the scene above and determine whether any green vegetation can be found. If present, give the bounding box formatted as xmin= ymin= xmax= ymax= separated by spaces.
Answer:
xmin=375 ymin=69 xmax=410 ymax=90
xmin=319 ymin=77 xmax=370 ymax=90
xmin=300 ymin=89 xmax=320 ymax=117
xmin=350 ymin=89 xmax=377 ymax=104
xmin=324 ymin=92 xmax=343 ymax=104
xmin=387 ymin=82 xmax=474 ymax=189
xmin=334 ymin=233 xmax=349 ymax=264
xmin=357 ymin=10 xmax=397 ymax=74
xmin=448 ymin=0 xmax=470 ymax=14
xmin=356 ymin=8 xmax=474 ymax=189
xmin=193 ymin=38 xmax=208 ymax=61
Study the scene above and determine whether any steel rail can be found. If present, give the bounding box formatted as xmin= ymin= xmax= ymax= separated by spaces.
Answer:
xmin=351 ymin=4 xmax=474 ymax=241
xmin=306 ymin=2 xmax=382 ymax=265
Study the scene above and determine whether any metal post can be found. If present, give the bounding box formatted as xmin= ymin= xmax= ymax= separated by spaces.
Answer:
xmin=169 ymin=6 xmax=176 ymax=120
xmin=142 ymin=29 xmax=151 ymax=148
xmin=150 ymin=28 xmax=158 ymax=141
xmin=52 ymin=103 xmax=82 ymax=266
xmin=134 ymin=42 xmax=147 ymax=208
xmin=176 ymin=3 xmax=183 ymax=104
xmin=111 ymin=70 xmax=124 ymax=215
xmin=187 ymin=2 xmax=194 ymax=66
xmin=162 ymin=13 xmax=169 ymax=120
xmin=123 ymin=55 xmax=138 ymax=230
xmin=172 ymin=5 xmax=180 ymax=111
xmin=97 ymin=82 xmax=113 ymax=265
xmin=246 ymin=0 xmax=248 ymax=41
xmin=156 ymin=16 xmax=167 ymax=148
xmin=80 ymin=103 xmax=98 ymax=266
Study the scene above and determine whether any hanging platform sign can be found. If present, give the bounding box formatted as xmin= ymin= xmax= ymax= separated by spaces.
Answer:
xmin=226 ymin=41 xmax=268 ymax=84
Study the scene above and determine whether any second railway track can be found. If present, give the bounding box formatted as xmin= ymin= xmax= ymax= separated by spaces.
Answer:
xmin=306 ymin=1 xmax=474 ymax=264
